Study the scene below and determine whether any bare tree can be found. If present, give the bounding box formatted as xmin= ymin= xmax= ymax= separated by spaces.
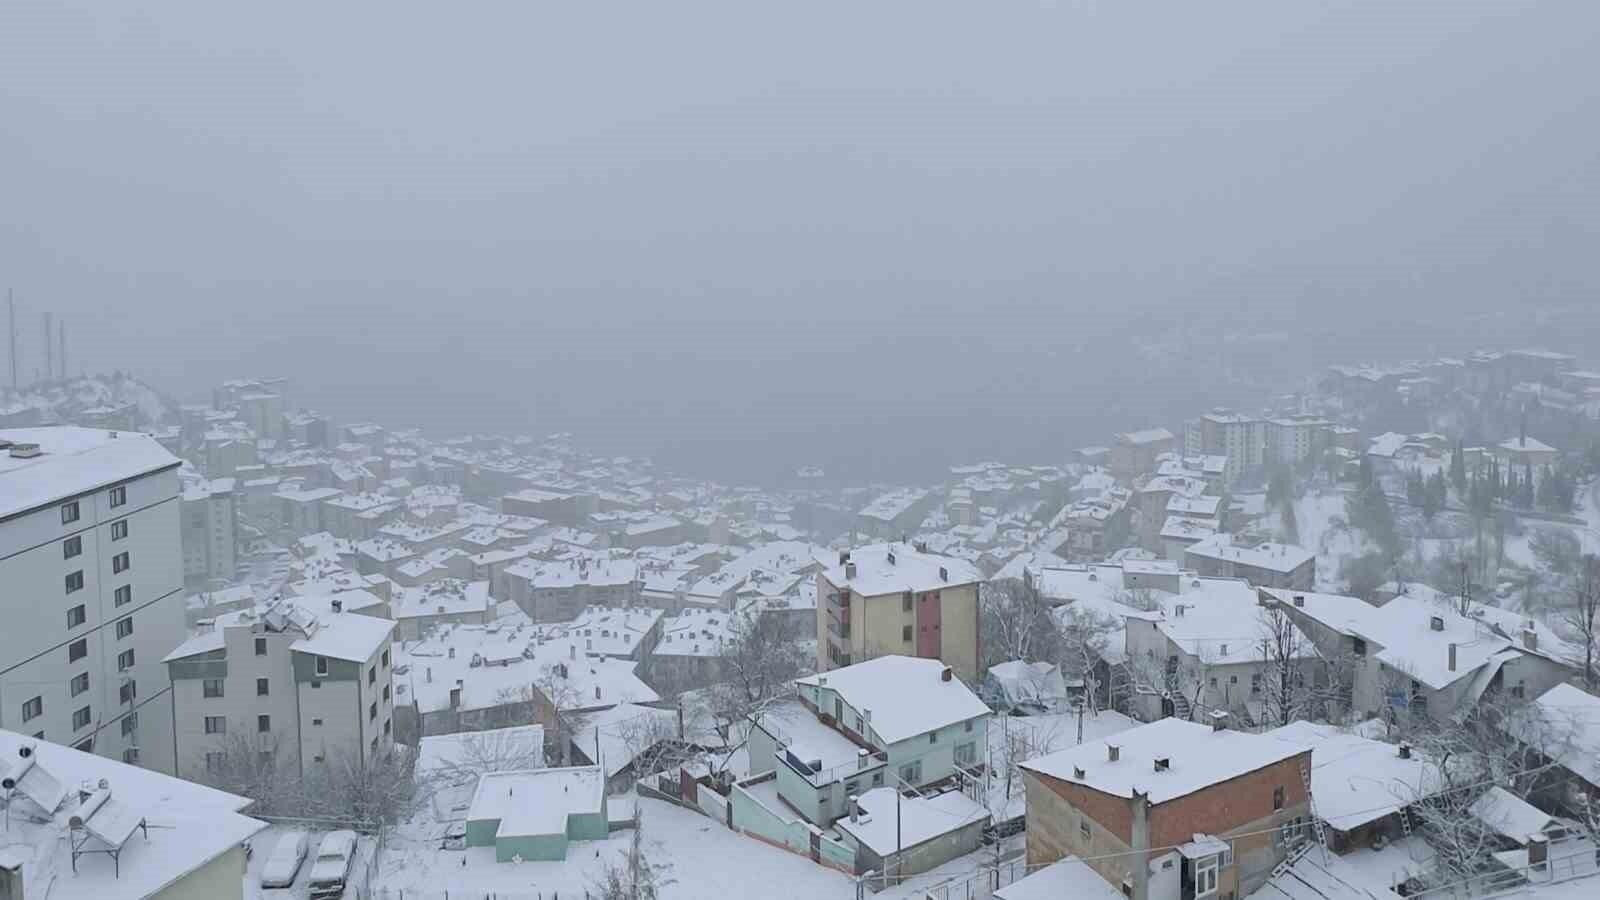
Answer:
xmin=196 ymin=729 xmax=300 ymax=819
xmin=1564 ymin=554 xmax=1600 ymax=690
xmin=591 ymin=707 xmax=689 ymax=789
xmin=590 ymin=810 xmax=672 ymax=900
xmin=1055 ymin=604 xmax=1118 ymax=716
xmin=979 ymin=577 xmax=1062 ymax=672
xmin=436 ymin=726 xmax=547 ymax=779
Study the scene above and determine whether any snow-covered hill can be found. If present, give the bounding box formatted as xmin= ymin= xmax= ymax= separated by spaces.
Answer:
xmin=0 ymin=373 xmax=179 ymax=429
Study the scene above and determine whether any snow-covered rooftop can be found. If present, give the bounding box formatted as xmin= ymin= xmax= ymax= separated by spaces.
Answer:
xmin=797 ymin=656 xmax=991 ymax=746
xmin=995 ymin=857 xmax=1125 ymax=900
xmin=822 ymin=542 xmax=984 ymax=596
xmin=0 ymin=426 xmax=180 ymax=519
xmin=468 ymin=767 xmax=604 ymax=838
xmin=1262 ymin=721 xmax=1439 ymax=831
xmin=835 ymin=787 xmax=987 ymax=856
xmin=1184 ymin=533 xmax=1314 ymax=574
xmin=1020 ymin=717 xmax=1310 ymax=805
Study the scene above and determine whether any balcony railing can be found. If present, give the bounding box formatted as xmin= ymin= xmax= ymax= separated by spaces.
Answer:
xmin=777 ymin=746 xmax=888 ymax=788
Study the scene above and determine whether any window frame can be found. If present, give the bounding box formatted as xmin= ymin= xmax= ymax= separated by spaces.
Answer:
xmin=203 ymin=678 xmax=225 ymax=699
xmin=257 ymin=677 xmax=270 ymax=697
xmin=115 ymin=616 xmax=133 ymax=639
xmin=203 ymin=716 xmax=226 ymax=735
xmin=1195 ymin=856 xmax=1219 ymax=897
xmin=67 ymin=604 xmax=87 ymax=629
xmin=109 ymin=485 xmax=127 ymax=508
xmin=69 ymin=639 xmax=88 ymax=662
xmin=112 ymin=551 xmax=130 ymax=574
xmin=61 ymin=501 xmax=79 ymax=524
xmin=70 ymin=672 xmax=90 ymax=697
xmin=110 ymin=519 xmax=128 ymax=541
xmin=65 ymin=570 xmax=84 ymax=594
xmin=63 ymin=535 xmax=82 ymax=559
xmin=114 ymin=584 xmax=132 ymax=607
xmin=22 ymin=697 xmax=43 ymax=722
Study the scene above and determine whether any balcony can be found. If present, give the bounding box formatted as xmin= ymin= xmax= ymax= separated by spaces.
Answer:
xmin=777 ymin=746 xmax=888 ymax=789
xmin=827 ymin=620 xmax=851 ymax=642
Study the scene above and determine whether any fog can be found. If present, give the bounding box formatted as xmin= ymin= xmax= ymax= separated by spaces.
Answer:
xmin=4 ymin=1 xmax=1599 ymax=482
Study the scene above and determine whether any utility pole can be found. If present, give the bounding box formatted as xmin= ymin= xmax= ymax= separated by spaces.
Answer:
xmin=59 ymin=320 xmax=65 ymax=380
xmin=44 ymin=312 xmax=52 ymax=380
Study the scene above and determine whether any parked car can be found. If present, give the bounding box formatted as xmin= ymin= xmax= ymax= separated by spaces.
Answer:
xmin=308 ymin=830 xmax=358 ymax=898
xmin=260 ymin=830 xmax=311 ymax=888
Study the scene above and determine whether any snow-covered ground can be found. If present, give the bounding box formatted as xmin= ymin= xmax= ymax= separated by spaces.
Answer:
xmin=372 ymin=796 xmax=857 ymax=899
xmin=1292 ymin=490 xmax=1367 ymax=591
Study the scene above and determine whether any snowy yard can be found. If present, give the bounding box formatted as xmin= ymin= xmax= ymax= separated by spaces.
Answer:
xmin=370 ymin=796 xmax=858 ymax=899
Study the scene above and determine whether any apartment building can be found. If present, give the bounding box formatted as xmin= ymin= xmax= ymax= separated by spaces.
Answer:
xmin=817 ymin=543 xmax=985 ymax=681
xmin=0 ymin=427 xmax=185 ymax=775
xmin=1110 ymin=429 xmax=1178 ymax=481
xmin=165 ymin=597 xmax=396 ymax=782
xmin=181 ymin=476 xmax=238 ymax=589
xmin=1020 ymin=717 xmax=1313 ymax=900
xmin=1183 ymin=534 xmax=1315 ymax=592
xmin=1185 ymin=411 xmax=1266 ymax=485
xmin=503 ymin=555 xmax=641 ymax=622
xmin=746 ymin=655 xmax=991 ymax=827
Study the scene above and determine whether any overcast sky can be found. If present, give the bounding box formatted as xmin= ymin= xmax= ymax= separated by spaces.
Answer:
xmin=3 ymin=1 xmax=1598 ymax=480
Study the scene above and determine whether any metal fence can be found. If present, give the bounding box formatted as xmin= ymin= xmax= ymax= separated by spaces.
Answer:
xmin=918 ymin=854 xmax=1036 ymax=900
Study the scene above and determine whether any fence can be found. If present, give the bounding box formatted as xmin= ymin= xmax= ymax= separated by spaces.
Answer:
xmin=360 ymin=891 xmax=600 ymax=899
xmin=916 ymin=851 xmax=1031 ymax=900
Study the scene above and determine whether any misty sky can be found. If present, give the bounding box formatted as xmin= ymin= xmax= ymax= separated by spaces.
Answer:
xmin=4 ymin=1 xmax=1599 ymax=481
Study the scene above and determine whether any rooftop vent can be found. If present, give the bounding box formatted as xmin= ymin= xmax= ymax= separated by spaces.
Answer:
xmin=1153 ymin=757 xmax=1171 ymax=772
xmin=1293 ymin=594 xmax=1306 ymax=608
xmin=845 ymin=562 xmax=857 ymax=580
xmin=1398 ymin=743 xmax=1412 ymax=760
xmin=1430 ymin=616 xmax=1445 ymax=632
xmin=1107 ymin=744 xmax=1120 ymax=762
xmin=940 ymin=666 xmax=953 ymax=683
xmin=1073 ymin=766 xmax=1087 ymax=779
xmin=886 ymin=550 xmax=896 ymax=566
xmin=939 ymin=566 xmax=949 ymax=582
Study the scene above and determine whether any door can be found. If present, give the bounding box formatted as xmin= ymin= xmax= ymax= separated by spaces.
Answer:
xmin=917 ymin=592 xmax=941 ymax=658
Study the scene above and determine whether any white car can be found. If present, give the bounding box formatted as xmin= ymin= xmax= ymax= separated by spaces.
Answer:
xmin=307 ymin=830 xmax=359 ymax=898
xmin=259 ymin=830 xmax=310 ymax=888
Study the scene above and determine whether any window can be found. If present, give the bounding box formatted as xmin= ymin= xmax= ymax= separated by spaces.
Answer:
xmin=204 ymin=716 xmax=226 ymax=734
xmin=257 ymin=715 xmax=271 ymax=733
xmin=71 ymin=673 xmax=89 ymax=697
xmin=955 ymin=742 xmax=977 ymax=766
xmin=929 ymin=730 xmax=939 ymax=745
xmin=384 ymin=718 xmax=392 ymax=736
xmin=72 ymin=707 xmax=91 ymax=730
xmin=369 ymin=702 xmax=377 ymax=721
xmin=368 ymin=664 xmax=376 ymax=685
xmin=1351 ymin=637 xmax=1367 ymax=658
xmin=117 ymin=649 xmax=135 ymax=671
xmin=69 ymin=639 xmax=87 ymax=662
xmin=899 ymin=761 xmax=922 ymax=785
xmin=902 ymin=593 xmax=913 ymax=612
xmin=254 ymin=637 xmax=267 ymax=656
xmin=382 ymin=684 xmax=391 ymax=703
xmin=872 ymin=772 xmax=883 ymax=786
xmin=256 ymin=678 xmax=270 ymax=697
xmin=1250 ymin=674 xmax=1262 ymax=695
xmin=114 ymin=584 xmax=132 ymax=607
xmin=310 ymin=680 xmax=321 ymax=689
xmin=1511 ymin=683 xmax=1526 ymax=699
xmin=964 ymin=720 xmax=974 ymax=733
xmin=203 ymin=679 xmax=224 ymax=698
xmin=109 ymin=485 xmax=127 ymax=508
xmin=1195 ymin=856 xmax=1219 ymax=897
xmin=67 ymin=605 xmax=86 ymax=629
xmin=902 ymin=625 xmax=913 ymax=642
xmin=61 ymin=501 xmax=80 ymax=524
xmin=205 ymin=752 xmax=225 ymax=772
xmin=119 ymin=680 xmax=137 ymax=704
xmin=315 ymin=656 xmax=329 ymax=676
xmin=115 ymin=617 xmax=133 ymax=639
xmin=63 ymin=535 xmax=82 ymax=559
xmin=112 ymin=552 xmax=129 ymax=574
xmin=110 ymin=519 xmax=128 ymax=541
xmin=22 ymin=697 xmax=43 ymax=722
xmin=382 ymin=649 xmax=390 ymax=668
xmin=65 ymin=571 xmax=84 ymax=594
xmin=1080 ymin=817 xmax=1092 ymax=841
xmin=121 ymin=713 xmax=138 ymax=736
xmin=122 ymin=748 xmax=140 ymax=765
xmin=1273 ymin=786 xmax=1285 ymax=811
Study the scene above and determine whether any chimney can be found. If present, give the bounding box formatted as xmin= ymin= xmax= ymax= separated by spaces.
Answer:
xmin=1174 ymin=604 xmax=1185 ymax=618
xmin=857 ymin=748 xmax=869 ymax=770
xmin=1398 ymin=743 xmax=1411 ymax=760
xmin=1448 ymin=643 xmax=1457 ymax=672
xmin=449 ymin=682 xmax=462 ymax=709
xmin=845 ymin=562 xmax=857 ymax=580
xmin=1527 ymin=833 xmax=1548 ymax=869
xmin=570 ymin=644 xmax=576 ymax=660
xmin=1107 ymin=744 xmax=1120 ymax=762
xmin=1293 ymin=594 xmax=1305 ymax=608
xmin=1522 ymin=625 xmax=1538 ymax=652
xmin=839 ymin=550 xmax=850 ymax=566
xmin=1209 ymin=710 xmax=1229 ymax=732
xmin=939 ymin=566 xmax=949 ymax=582
xmin=448 ymin=647 xmax=455 ymax=659
xmin=1430 ymin=616 xmax=1444 ymax=632
xmin=595 ymin=685 xmax=602 ymax=700
xmin=1153 ymin=757 xmax=1170 ymax=772
xmin=886 ymin=550 xmax=896 ymax=566
xmin=848 ymin=795 xmax=860 ymax=823
xmin=940 ymin=666 xmax=953 ymax=683
xmin=1073 ymin=766 xmax=1086 ymax=779
xmin=863 ymin=708 xmax=871 ymax=723
xmin=331 ymin=598 xmax=342 ymax=613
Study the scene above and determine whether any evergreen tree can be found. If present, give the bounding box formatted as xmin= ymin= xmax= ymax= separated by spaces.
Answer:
xmin=1422 ymin=471 xmax=1446 ymax=521
xmin=1537 ymin=465 xmax=1557 ymax=510
xmin=1405 ymin=471 xmax=1424 ymax=507
xmin=1450 ymin=440 xmax=1468 ymax=493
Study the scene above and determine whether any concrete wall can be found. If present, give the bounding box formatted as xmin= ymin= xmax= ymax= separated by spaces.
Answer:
xmin=154 ymin=842 xmax=249 ymax=900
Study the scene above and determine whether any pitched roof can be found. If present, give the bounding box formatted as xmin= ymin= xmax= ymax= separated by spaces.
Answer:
xmin=796 ymin=656 xmax=991 ymax=745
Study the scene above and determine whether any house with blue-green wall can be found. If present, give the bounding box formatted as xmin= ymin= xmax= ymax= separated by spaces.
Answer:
xmin=465 ymin=766 xmax=608 ymax=861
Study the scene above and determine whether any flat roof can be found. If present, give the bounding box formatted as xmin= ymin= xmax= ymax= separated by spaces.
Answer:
xmin=0 ymin=427 xmax=180 ymax=520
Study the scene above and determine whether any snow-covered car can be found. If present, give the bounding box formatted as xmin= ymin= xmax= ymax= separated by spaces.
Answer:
xmin=259 ymin=830 xmax=310 ymax=888
xmin=307 ymin=830 xmax=358 ymax=898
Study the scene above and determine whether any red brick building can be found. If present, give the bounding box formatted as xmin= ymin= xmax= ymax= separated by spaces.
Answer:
xmin=1020 ymin=718 xmax=1313 ymax=900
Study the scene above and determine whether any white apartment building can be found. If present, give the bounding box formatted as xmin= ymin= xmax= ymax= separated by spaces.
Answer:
xmin=0 ymin=427 xmax=185 ymax=775
xmin=165 ymin=597 xmax=396 ymax=782
xmin=181 ymin=476 xmax=238 ymax=588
